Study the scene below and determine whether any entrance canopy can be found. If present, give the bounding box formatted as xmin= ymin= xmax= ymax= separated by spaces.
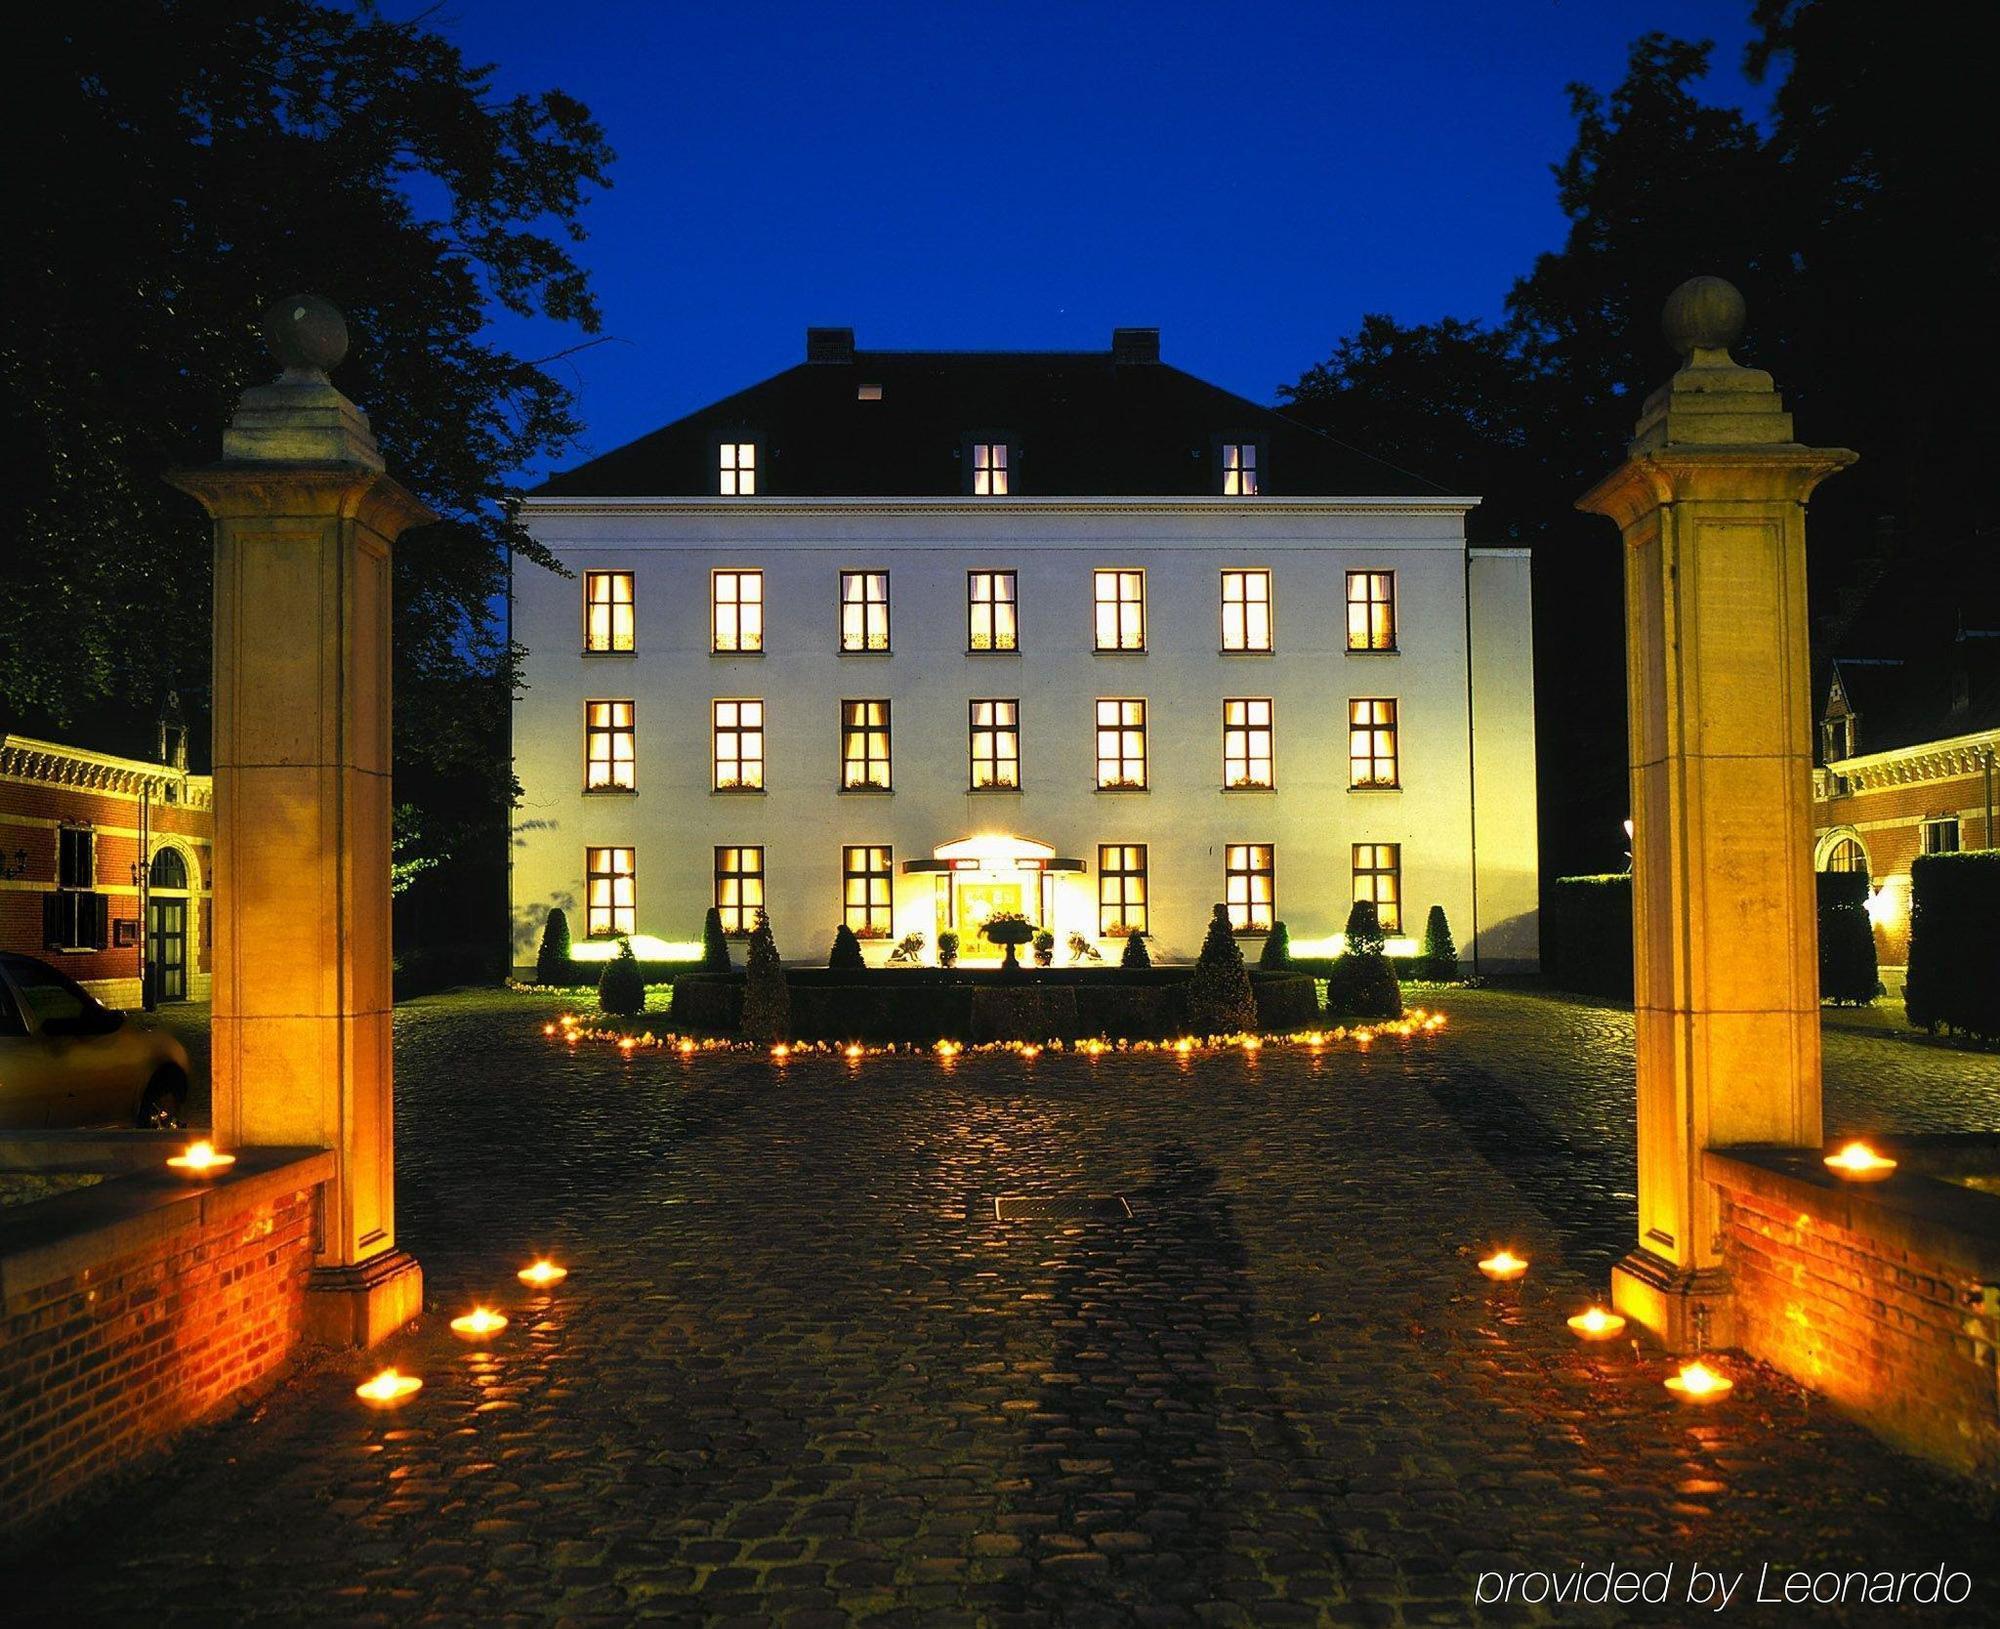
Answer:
xmin=902 ymin=833 xmax=1085 ymax=874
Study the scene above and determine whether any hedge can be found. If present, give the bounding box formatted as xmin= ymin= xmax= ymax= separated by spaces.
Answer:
xmin=1815 ymin=870 xmax=1879 ymax=1006
xmin=1905 ymin=850 xmax=2000 ymax=1041
xmin=1546 ymin=875 xmax=1633 ymax=998
xmin=538 ymin=957 xmax=705 ymax=989
xmin=668 ymin=968 xmax=1321 ymax=1041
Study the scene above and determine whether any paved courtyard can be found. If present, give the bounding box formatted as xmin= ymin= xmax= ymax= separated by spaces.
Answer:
xmin=17 ymin=988 xmax=2000 ymax=1625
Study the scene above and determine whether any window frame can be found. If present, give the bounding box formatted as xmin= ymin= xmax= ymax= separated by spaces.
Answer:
xmin=839 ymin=699 xmax=893 ymax=792
xmin=1348 ymin=698 xmax=1401 ymax=789
xmin=1094 ymin=697 xmax=1148 ymax=790
xmin=717 ymin=439 xmax=758 ymax=496
xmin=837 ymin=569 xmax=892 ymax=654
xmin=582 ymin=569 xmax=635 ymax=655
xmin=1092 ymin=568 xmax=1146 ymax=653
xmin=1097 ymin=843 xmax=1149 ymax=937
xmin=1352 ymin=843 xmax=1402 ymax=934
xmin=1222 ymin=697 xmax=1275 ymax=789
xmin=1216 ymin=437 xmax=1265 ymax=497
xmin=583 ymin=845 xmax=636 ymax=940
xmin=713 ymin=845 xmax=765 ymax=938
xmin=967 ymin=437 xmax=1015 ymax=496
xmin=47 ymin=826 xmax=105 ymax=952
xmin=1921 ymin=816 xmax=1962 ymax=856
xmin=1224 ymin=843 xmax=1275 ymax=934
xmin=842 ymin=844 xmax=895 ymax=939
xmin=711 ymin=698 xmax=766 ymax=792
xmin=583 ymin=699 xmax=637 ymax=795
xmin=1220 ymin=568 xmax=1274 ymax=653
xmin=968 ymin=569 xmax=1019 ymax=653
xmin=710 ymin=569 xmax=765 ymax=655
xmin=1345 ymin=570 xmax=1397 ymax=653
xmin=969 ymin=698 xmax=1021 ymax=791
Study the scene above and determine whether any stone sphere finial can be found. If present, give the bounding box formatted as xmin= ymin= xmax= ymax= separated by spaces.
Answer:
xmin=262 ymin=294 xmax=348 ymax=376
xmin=1662 ymin=276 xmax=1746 ymax=361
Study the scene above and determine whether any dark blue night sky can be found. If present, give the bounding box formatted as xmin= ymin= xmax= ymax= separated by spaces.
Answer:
xmin=448 ymin=0 xmax=1762 ymax=480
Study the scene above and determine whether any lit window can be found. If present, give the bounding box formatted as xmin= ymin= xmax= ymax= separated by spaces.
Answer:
xmin=969 ymin=571 xmax=1018 ymax=651
xmin=1097 ymin=844 xmax=1148 ymax=937
xmin=583 ymin=570 xmax=634 ymax=653
xmin=841 ymin=700 xmax=892 ymax=790
xmin=1921 ymin=817 xmax=1961 ymax=856
xmin=1352 ymin=843 xmax=1402 ymax=933
xmin=719 ymin=442 xmax=757 ymax=495
xmin=1093 ymin=570 xmax=1145 ymax=651
xmin=714 ymin=846 xmax=764 ymax=936
xmin=46 ymin=827 xmax=105 ymax=951
xmin=1221 ymin=443 xmax=1260 ymax=496
xmin=585 ymin=700 xmax=635 ymax=792
xmin=1225 ymin=843 xmax=1275 ymax=932
xmin=857 ymin=382 xmax=883 ymax=401
xmin=972 ymin=442 xmax=1010 ymax=495
xmin=711 ymin=570 xmax=764 ymax=653
xmin=1822 ymin=836 xmax=1869 ymax=874
xmin=584 ymin=846 xmax=635 ymax=939
xmin=1346 ymin=571 xmax=1396 ymax=651
xmin=1221 ymin=570 xmax=1272 ymax=651
xmin=970 ymin=699 xmax=1020 ymax=789
xmin=843 ymin=845 xmax=894 ymax=937
xmin=839 ymin=571 xmax=890 ymax=652
xmin=1095 ymin=698 xmax=1147 ymax=789
xmin=1349 ymin=699 xmax=1399 ymax=788
xmin=1223 ymin=698 xmax=1274 ymax=788
xmin=713 ymin=700 xmax=764 ymax=790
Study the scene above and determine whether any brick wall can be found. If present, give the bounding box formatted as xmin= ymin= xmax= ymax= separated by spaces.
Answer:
xmin=0 ymin=1152 xmax=332 ymax=1530
xmin=1708 ymin=1152 xmax=2000 ymax=1484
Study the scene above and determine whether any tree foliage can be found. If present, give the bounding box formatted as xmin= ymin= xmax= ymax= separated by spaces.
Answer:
xmin=740 ymin=911 xmax=791 ymax=1043
xmin=6 ymin=1 xmax=613 ymax=873
xmin=1187 ymin=905 xmax=1258 ymax=1034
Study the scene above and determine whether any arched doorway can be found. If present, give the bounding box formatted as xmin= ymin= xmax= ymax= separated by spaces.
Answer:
xmin=1816 ymin=830 xmax=1870 ymax=877
xmin=147 ymin=845 xmax=192 ymax=1003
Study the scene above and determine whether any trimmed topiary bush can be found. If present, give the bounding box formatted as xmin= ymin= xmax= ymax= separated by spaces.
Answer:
xmin=1816 ymin=871 xmax=1879 ymax=1006
xmin=1251 ymin=971 xmax=1320 ymax=1030
xmin=1258 ymin=921 xmax=1292 ymax=970
xmin=597 ymin=936 xmax=645 ymax=1016
xmin=1344 ymin=899 xmax=1387 ymax=957
xmin=937 ymin=930 xmax=960 ymax=968
xmin=1546 ymin=875 xmax=1633 ymax=998
xmin=1905 ymin=850 xmax=2000 ymax=1041
xmin=1033 ymin=930 xmax=1055 ymax=967
xmin=1420 ymin=905 xmax=1460 ymax=983
xmin=740 ymin=910 xmax=791 ymax=1042
xmin=828 ymin=922 xmax=866 ymax=972
xmin=1120 ymin=930 xmax=1151 ymax=969
xmin=1187 ymin=904 xmax=1259 ymax=1033
xmin=536 ymin=908 xmax=572 ymax=986
xmin=702 ymin=907 xmax=732 ymax=973
xmin=1324 ymin=951 xmax=1403 ymax=1019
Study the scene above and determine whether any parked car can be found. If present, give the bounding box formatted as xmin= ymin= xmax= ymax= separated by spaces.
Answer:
xmin=0 ymin=953 xmax=191 ymax=1129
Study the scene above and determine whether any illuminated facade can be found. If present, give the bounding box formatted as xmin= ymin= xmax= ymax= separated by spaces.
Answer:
xmin=510 ymin=328 xmax=1540 ymax=969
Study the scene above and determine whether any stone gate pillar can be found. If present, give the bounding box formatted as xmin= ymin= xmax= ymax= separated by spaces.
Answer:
xmin=170 ymin=296 xmax=431 ymax=1346
xmin=1578 ymin=278 xmax=1853 ymax=1350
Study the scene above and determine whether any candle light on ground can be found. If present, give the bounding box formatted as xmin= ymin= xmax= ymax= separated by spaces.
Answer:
xmin=355 ymin=1367 xmax=422 ymax=1405
xmin=449 ymin=1307 xmax=509 ymax=1339
xmin=1567 ymin=1305 xmax=1627 ymax=1340
xmin=1478 ymin=1249 xmax=1529 ymax=1282
xmin=1665 ymin=1359 xmax=1734 ymax=1400
xmin=517 ymin=1259 xmax=568 ymax=1288
xmin=166 ymin=1141 xmax=236 ymax=1176
xmin=1824 ymin=1141 xmax=1898 ymax=1181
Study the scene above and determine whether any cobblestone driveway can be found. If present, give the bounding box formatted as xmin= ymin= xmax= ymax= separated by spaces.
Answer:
xmin=19 ymin=989 xmax=2000 ymax=1625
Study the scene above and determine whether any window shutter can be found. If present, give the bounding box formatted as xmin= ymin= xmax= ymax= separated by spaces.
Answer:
xmin=92 ymin=892 xmax=110 ymax=950
xmin=43 ymin=892 xmax=61 ymax=950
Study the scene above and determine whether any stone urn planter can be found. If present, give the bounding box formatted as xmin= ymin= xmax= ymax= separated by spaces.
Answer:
xmin=980 ymin=912 xmax=1037 ymax=974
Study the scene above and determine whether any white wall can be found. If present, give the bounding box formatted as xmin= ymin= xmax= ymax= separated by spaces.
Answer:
xmin=511 ymin=498 xmax=1529 ymax=970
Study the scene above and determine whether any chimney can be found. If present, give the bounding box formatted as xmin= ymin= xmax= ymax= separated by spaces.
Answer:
xmin=807 ymin=327 xmax=855 ymax=364
xmin=1111 ymin=327 xmax=1159 ymax=364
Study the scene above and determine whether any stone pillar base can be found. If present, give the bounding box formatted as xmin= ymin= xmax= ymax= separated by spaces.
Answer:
xmin=1612 ymin=1247 xmax=1736 ymax=1353
xmin=305 ymin=1249 xmax=424 ymax=1349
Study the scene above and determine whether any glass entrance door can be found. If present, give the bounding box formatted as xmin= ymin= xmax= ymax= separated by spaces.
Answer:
xmin=148 ymin=898 xmax=187 ymax=1002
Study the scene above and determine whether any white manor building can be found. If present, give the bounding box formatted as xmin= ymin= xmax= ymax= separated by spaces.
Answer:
xmin=510 ymin=327 xmax=1539 ymax=973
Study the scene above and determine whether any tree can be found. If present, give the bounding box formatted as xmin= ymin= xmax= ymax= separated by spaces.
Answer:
xmin=1120 ymin=931 xmax=1151 ymax=969
xmin=535 ymin=908 xmax=572 ymax=987
xmin=1344 ymin=901 xmax=1387 ymax=958
xmin=702 ymin=908 xmax=733 ymax=972
xmin=1257 ymin=921 xmax=1292 ymax=970
xmin=6 ymin=2 xmax=613 ymax=933
xmin=828 ymin=923 xmax=865 ymax=972
xmin=740 ymin=911 xmax=791 ymax=1043
xmin=1420 ymin=906 xmax=1460 ymax=984
xmin=1187 ymin=905 xmax=1258 ymax=1034
xmin=597 ymin=937 xmax=644 ymax=1017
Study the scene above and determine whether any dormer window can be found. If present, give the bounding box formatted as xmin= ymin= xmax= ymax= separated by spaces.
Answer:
xmin=1822 ymin=715 xmax=1856 ymax=762
xmin=971 ymin=441 xmax=1011 ymax=495
xmin=719 ymin=442 xmax=757 ymax=495
xmin=1220 ymin=442 xmax=1261 ymax=496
